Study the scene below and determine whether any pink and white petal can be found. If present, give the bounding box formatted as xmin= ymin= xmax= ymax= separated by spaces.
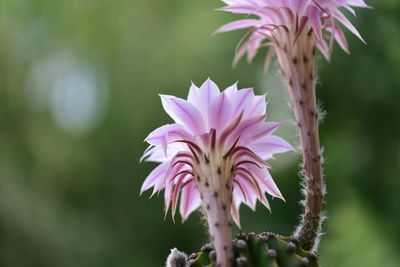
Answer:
xmin=326 ymin=24 xmax=350 ymax=53
xmin=308 ymin=5 xmax=323 ymax=42
xmin=231 ymin=189 xmax=242 ymax=228
xmin=259 ymin=191 xmax=271 ymax=211
xmin=198 ymin=78 xmax=220 ymax=106
xmin=332 ymin=9 xmax=365 ymax=43
xmin=233 ymin=40 xmax=247 ymax=65
xmin=235 ymin=176 xmax=258 ymax=210
xmin=140 ymin=160 xmax=170 ymax=194
xmin=144 ymin=124 xmax=187 ymax=156
xmin=179 ymin=181 xmax=201 ymax=222
xmin=224 ymin=82 xmax=238 ymax=97
xmin=171 ymin=174 xmax=193 ymax=220
xmin=251 ymin=167 xmax=285 ymax=200
xmin=214 ymin=19 xmax=262 ymax=33
xmin=228 ymin=88 xmax=255 ymax=117
xmin=143 ymin=147 xmax=169 ymax=162
xmin=233 ymin=120 xmax=280 ymax=146
xmin=187 ymin=82 xmax=200 ymax=105
xmin=291 ymin=0 xmax=310 ymax=14
xmin=246 ymin=37 xmax=263 ymax=63
xmin=160 ymin=95 xmax=206 ymax=134
xmin=158 ymin=155 xmax=187 ymax=196
xmin=316 ymin=39 xmax=331 ymax=61
xmin=217 ymin=5 xmax=261 ymax=15
xmin=347 ymin=0 xmax=371 ymax=8
xmin=144 ymin=142 xmax=187 ymax=162
xmin=164 ymin=164 xmax=190 ymax=212
xmin=226 ymin=115 xmax=265 ymax=146
xmin=145 ymin=124 xmax=170 ymax=145
xmin=209 ymin=92 xmax=233 ymax=131
xmin=188 ymin=78 xmax=220 ymax=126
xmin=250 ymin=121 xmax=282 ymax=141
xmin=140 ymin=145 xmax=155 ymax=162
xmin=249 ymin=135 xmax=295 ymax=159
xmin=245 ymin=94 xmax=267 ymax=118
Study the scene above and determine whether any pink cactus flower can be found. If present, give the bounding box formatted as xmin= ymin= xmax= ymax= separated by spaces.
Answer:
xmin=140 ymin=78 xmax=293 ymax=267
xmin=216 ymin=0 xmax=370 ymax=65
xmin=215 ymin=0 xmax=370 ymax=252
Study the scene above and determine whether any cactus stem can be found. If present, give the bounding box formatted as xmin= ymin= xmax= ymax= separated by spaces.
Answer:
xmin=194 ymin=147 xmax=235 ymax=267
xmin=275 ymin=29 xmax=325 ymax=251
xmin=201 ymin=179 xmax=233 ymax=267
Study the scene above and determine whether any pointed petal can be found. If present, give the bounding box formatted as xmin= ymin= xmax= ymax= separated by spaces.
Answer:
xmin=228 ymin=88 xmax=255 ymax=115
xmin=180 ymin=181 xmax=201 ymax=222
xmin=140 ymin=161 xmax=170 ymax=194
xmin=252 ymin=167 xmax=284 ymax=200
xmin=326 ymin=24 xmax=350 ymax=53
xmin=231 ymin=190 xmax=242 ymax=228
xmin=250 ymin=122 xmax=282 ymax=141
xmin=187 ymin=82 xmax=200 ymax=105
xmin=224 ymin=82 xmax=238 ymax=96
xmin=235 ymin=176 xmax=258 ymax=210
xmin=245 ymin=94 xmax=267 ymax=118
xmin=160 ymin=95 xmax=206 ymax=135
xmin=308 ymin=6 xmax=323 ymax=42
xmin=209 ymin=92 xmax=233 ymax=131
xmin=214 ymin=19 xmax=262 ymax=33
xmin=332 ymin=9 xmax=365 ymax=43
xmin=249 ymin=135 xmax=295 ymax=159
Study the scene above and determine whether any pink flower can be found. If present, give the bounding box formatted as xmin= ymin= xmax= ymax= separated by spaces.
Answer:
xmin=215 ymin=1 xmax=370 ymax=252
xmin=140 ymin=78 xmax=293 ymax=266
xmin=216 ymin=0 xmax=370 ymax=65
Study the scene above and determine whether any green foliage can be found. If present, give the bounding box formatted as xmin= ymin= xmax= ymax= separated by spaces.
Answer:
xmin=187 ymin=233 xmax=319 ymax=267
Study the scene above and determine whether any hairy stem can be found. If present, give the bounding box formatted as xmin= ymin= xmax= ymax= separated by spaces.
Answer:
xmin=276 ymin=32 xmax=324 ymax=251
xmin=202 ymin=188 xmax=233 ymax=267
xmin=198 ymin=159 xmax=234 ymax=267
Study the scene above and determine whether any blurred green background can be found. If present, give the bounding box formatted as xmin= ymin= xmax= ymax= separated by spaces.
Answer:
xmin=1 ymin=0 xmax=399 ymax=266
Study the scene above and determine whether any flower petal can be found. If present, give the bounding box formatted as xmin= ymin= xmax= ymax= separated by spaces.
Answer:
xmin=188 ymin=78 xmax=220 ymax=127
xmin=250 ymin=122 xmax=282 ymax=141
xmin=214 ymin=19 xmax=262 ymax=33
xmin=245 ymin=94 xmax=266 ymax=118
xmin=140 ymin=160 xmax=170 ymax=194
xmin=249 ymin=135 xmax=295 ymax=160
xmin=332 ymin=8 xmax=365 ymax=43
xmin=231 ymin=190 xmax=242 ymax=228
xmin=209 ymin=92 xmax=233 ymax=131
xmin=160 ymin=95 xmax=206 ymax=134
xmin=251 ymin=166 xmax=285 ymax=200
xmin=180 ymin=181 xmax=201 ymax=222
xmin=227 ymin=88 xmax=254 ymax=116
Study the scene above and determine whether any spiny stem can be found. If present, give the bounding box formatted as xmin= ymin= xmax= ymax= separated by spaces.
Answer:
xmin=201 ymin=175 xmax=233 ymax=267
xmin=276 ymin=32 xmax=324 ymax=251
